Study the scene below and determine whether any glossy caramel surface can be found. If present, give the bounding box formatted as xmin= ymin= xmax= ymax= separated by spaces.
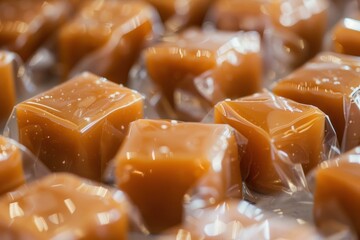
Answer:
xmin=115 ymin=119 xmax=242 ymax=233
xmin=17 ymin=72 xmax=143 ymax=180
xmin=215 ymin=91 xmax=326 ymax=193
xmin=332 ymin=16 xmax=360 ymax=56
xmin=0 ymin=52 xmax=16 ymax=123
xmin=0 ymin=173 xmax=127 ymax=239
xmin=273 ymin=52 xmax=360 ymax=151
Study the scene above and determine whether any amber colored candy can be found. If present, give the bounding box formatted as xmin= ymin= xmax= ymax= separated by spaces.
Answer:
xmin=332 ymin=16 xmax=360 ymax=56
xmin=145 ymin=29 xmax=262 ymax=107
xmin=114 ymin=119 xmax=243 ymax=233
xmin=0 ymin=136 xmax=25 ymax=195
xmin=0 ymin=0 xmax=69 ymax=61
xmin=58 ymin=0 xmax=155 ymax=84
xmin=314 ymin=147 xmax=360 ymax=238
xmin=273 ymin=52 xmax=360 ymax=151
xmin=214 ymin=91 xmax=326 ymax=193
xmin=0 ymin=173 xmax=128 ymax=239
xmin=0 ymin=52 xmax=16 ymax=123
xmin=16 ymin=72 xmax=143 ymax=181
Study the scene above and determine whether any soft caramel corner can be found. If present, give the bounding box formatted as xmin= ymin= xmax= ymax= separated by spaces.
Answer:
xmin=0 ymin=0 xmax=359 ymax=239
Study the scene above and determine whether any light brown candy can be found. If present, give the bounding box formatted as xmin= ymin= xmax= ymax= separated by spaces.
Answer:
xmin=58 ymin=0 xmax=155 ymax=84
xmin=16 ymin=72 xmax=143 ymax=181
xmin=273 ymin=52 xmax=360 ymax=151
xmin=0 ymin=173 xmax=128 ymax=239
xmin=332 ymin=16 xmax=360 ymax=56
xmin=215 ymin=91 xmax=327 ymax=193
xmin=0 ymin=51 xmax=16 ymax=123
xmin=0 ymin=136 xmax=25 ymax=195
xmin=115 ymin=119 xmax=243 ymax=233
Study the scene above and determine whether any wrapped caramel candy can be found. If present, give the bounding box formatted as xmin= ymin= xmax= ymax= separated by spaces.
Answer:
xmin=59 ymin=0 xmax=158 ymax=84
xmin=214 ymin=91 xmax=336 ymax=194
xmin=273 ymin=52 xmax=360 ymax=152
xmin=0 ymin=0 xmax=70 ymax=61
xmin=0 ymin=173 xmax=128 ymax=239
xmin=0 ymin=51 xmax=16 ymax=124
xmin=0 ymin=136 xmax=25 ymax=195
xmin=332 ymin=16 xmax=360 ymax=56
xmin=14 ymin=72 xmax=144 ymax=181
xmin=113 ymin=119 xmax=245 ymax=233
xmin=313 ymin=147 xmax=360 ymax=238
xmin=144 ymin=29 xmax=262 ymax=120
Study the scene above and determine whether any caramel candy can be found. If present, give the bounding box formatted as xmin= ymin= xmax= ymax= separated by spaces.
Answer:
xmin=0 ymin=173 xmax=128 ymax=239
xmin=159 ymin=200 xmax=322 ymax=240
xmin=58 ymin=0 xmax=155 ymax=84
xmin=272 ymin=52 xmax=360 ymax=151
xmin=266 ymin=0 xmax=328 ymax=61
xmin=145 ymin=0 xmax=212 ymax=30
xmin=209 ymin=0 xmax=268 ymax=33
xmin=0 ymin=136 xmax=25 ymax=195
xmin=0 ymin=0 xmax=69 ymax=61
xmin=214 ymin=91 xmax=326 ymax=193
xmin=332 ymin=16 xmax=360 ymax=56
xmin=0 ymin=51 xmax=16 ymax=123
xmin=314 ymin=147 xmax=360 ymax=238
xmin=114 ymin=119 xmax=243 ymax=233
xmin=145 ymin=29 xmax=262 ymax=107
xmin=16 ymin=72 xmax=143 ymax=181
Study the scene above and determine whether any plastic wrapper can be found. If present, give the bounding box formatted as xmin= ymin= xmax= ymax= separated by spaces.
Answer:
xmin=130 ymin=28 xmax=263 ymax=121
xmin=0 ymin=135 xmax=49 ymax=196
xmin=153 ymin=200 xmax=353 ymax=240
xmin=213 ymin=90 xmax=340 ymax=195
xmin=59 ymin=0 xmax=163 ymax=85
xmin=0 ymin=51 xmax=35 ymax=131
xmin=105 ymin=119 xmax=247 ymax=234
xmin=0 ymin=173 xmax=131 ymax=239
xmin=4 ymin=72 xmax=144 ymax=182
xmin=145 ymin=0 xmax=213 ymax=33
xmin=272 ymin=52 xmax=360 ymax=152
xmin=306 ymin=147 xmax=360 ymax=238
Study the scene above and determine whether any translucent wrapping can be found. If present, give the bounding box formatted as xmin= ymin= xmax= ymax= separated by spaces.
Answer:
xmin=130 ymin=29 xmax=263 ymax=121
xmin=0 ymin=135 xmax=49 ymax=196
xmin=154 ymin=200 xmax=353 ymax=240
xmin=145 ymin=0 xmax=213 ymax=33
xmin=214 ymin=90 xmax=339 ymax=195
xmin=59 ymin=0 xmax=163 ymax=85
xmin=106 ymin=119 xmax=247 ymax=234
xmin=0 ymin=173 xmax=129 ymax=239
xmin=0 ymin=51 xmax=34 ymax=130
xmin=4 ymin=72 xmax=144 ymax=182
xmin=308 ymin=147 xmax=360 ymax=238
xmin=272 ymin=52 xmax=360 ymax=152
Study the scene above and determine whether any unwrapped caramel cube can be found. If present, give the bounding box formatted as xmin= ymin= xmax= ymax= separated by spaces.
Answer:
xmin=0 ymin=51 xmax=16 ymax=123
xmin=273 ymin=52 xmax=360 ymax=151
xmin=0 ymin=136 xmax=25 ymax=195
xmin=0 ymin=0 xmax=70 ymax=61
xmin=214 ymin=91 xmax=326 ymax=193
xmin=145 ymin=29 xmax=262 ymax=107
xmin=0 ymin=173 xmax=128 ymax=239
xmin=16 ymin=72 xmax=143 ymax=181
xmin=59 ymin=0 xmax=155 ymax=83
xmin=114 ymin=119 xmax=243 ymax=233
xmin=314 ymin=147 xmax=360 ymax=238
xmin=332 ymin=16 xmax=360 ymax=56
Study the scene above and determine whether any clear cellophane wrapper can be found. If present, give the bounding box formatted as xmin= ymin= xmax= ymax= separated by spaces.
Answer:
xmin=105 ymin=119 xmax=247 ymax=235
xmin=152 ymin=199 xmax=354 ymax=240
xmin=204 ymin=90 xmax=340 ymax=199
xmin=129 ymin=29 xmax=263 ymax=122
